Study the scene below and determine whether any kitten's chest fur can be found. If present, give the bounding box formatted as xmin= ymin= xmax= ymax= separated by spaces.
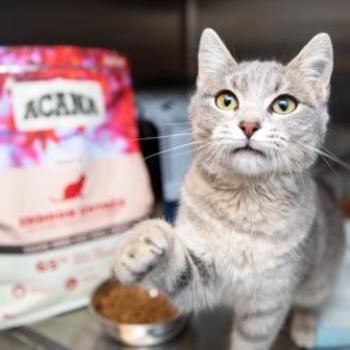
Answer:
xmin=179 ymin=166 xmax=316 ymax=273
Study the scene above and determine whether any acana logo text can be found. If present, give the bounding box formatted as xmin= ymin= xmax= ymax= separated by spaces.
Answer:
xmin=24 ymin=92 xmax=99 ymax=119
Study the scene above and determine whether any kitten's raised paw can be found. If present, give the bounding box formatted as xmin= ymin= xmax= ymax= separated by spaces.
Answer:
xmin=290 ymin=310 xmax=316 ymax=349
xmin=114 ymin=219 xmax=172 ymax=284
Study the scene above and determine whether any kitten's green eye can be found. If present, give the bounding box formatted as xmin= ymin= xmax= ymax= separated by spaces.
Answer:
xmin=271 ymin=95 xmax=298 ymax=115
xmin=215 ymin=91 xmax=239 ymax=111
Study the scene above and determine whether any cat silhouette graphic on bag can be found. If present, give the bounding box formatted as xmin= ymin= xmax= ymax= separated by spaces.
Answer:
xmin=51 ymin=174 xmax=86 ymax=202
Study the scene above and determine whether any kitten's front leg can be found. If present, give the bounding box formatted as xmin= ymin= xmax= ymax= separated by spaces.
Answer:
xmin=114 ymin=219 xmax=212 ymax=310
xmin=231 ymin=300 xmax=290 ymax=350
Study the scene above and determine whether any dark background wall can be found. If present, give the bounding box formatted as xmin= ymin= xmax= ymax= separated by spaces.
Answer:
xmin=0 ymin=0 xmax=349 ymax=122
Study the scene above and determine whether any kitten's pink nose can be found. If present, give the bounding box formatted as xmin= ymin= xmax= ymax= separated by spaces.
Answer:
xmin=239 ymin=121 xmax=260 ymax=138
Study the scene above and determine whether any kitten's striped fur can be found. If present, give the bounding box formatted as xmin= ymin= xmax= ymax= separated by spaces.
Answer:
xmin=114 ymin=29 xmax=344 ymax=350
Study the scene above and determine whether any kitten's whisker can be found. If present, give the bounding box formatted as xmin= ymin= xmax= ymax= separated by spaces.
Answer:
xmin=195 ymin=143 xmax=213 ymax=159
xmin=194 ymin=143 xmax=217 ymax=170
xmin=165 ymin=121 xmax=191 ymax=126
xmin=143 ymin=140 xmax=203 ymax=161
xmin=136 ymin=132 xmax=192 ymax=141
xmin=167 ymin=144 xmax=208 ymax=160
xmin=318 ymin=155 xmax=339 ymax=177
xmin=318 ymin=144 xmax=349 ymax=170
xmin=289 ymin=141 xmax=350 ymax=171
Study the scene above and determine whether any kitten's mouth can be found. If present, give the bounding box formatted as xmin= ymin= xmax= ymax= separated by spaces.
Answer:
xmin=232 ymin=145 xmax=265 ymax=156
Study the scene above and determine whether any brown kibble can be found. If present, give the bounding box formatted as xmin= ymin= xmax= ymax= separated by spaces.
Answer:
xmin=93 ymin=280 xmax=179 ymax=324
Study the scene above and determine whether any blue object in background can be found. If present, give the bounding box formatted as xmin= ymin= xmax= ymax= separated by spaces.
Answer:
xmin=315 ymin=222 xmax=350 ymax=348
xmin=316 ymin=326 xmax=350 ymax=348
xmin=163 ymin=201 xmax=178 ymax=223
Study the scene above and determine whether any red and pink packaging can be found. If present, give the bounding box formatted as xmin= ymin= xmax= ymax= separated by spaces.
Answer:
xmin=0 ymin=46 xmax=153 ymax=329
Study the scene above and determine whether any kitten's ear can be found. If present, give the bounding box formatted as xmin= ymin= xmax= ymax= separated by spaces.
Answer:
xmin=197 ymin=28 xmax=237 ymax=86
xmin=287 ymin=33 xmax=333 ymax=100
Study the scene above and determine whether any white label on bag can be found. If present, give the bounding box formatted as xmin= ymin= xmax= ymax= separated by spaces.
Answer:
xmin=12 ymin=79 xmax=106 ymax=131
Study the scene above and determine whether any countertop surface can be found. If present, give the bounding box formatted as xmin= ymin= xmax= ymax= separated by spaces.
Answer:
xmin=1 ymin=307 xmax=297 ymax=350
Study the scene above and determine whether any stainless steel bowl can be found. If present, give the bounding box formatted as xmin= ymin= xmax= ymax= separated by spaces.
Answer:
xmin=90 ymin=280 xmax=189 ymax=347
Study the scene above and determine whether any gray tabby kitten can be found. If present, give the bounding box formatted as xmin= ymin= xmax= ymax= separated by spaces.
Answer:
xmin=114 ymin=29 xmax=345 ymax=350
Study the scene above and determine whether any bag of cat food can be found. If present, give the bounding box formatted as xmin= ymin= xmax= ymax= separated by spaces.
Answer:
xmin=0 ymin=46 xmax=153 ymax=329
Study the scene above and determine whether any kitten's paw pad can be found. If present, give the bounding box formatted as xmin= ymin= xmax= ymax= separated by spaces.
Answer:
xmin=290 ymin=311 xmax=316 ymax=349
xmin=114 ymin=220 xmax=172 ymax=284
